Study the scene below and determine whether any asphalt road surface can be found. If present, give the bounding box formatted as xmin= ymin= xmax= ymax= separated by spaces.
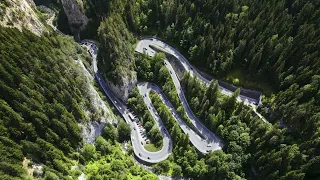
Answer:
xmin=135 ymin=38 xmax=259 ymax=106
xmin=135 ymin=37 xmax=268 ymax=123
xmin=95 ymin=73 xmax=172 ymax=163
xmin=137 ymin=82 xmax=223 ymax=154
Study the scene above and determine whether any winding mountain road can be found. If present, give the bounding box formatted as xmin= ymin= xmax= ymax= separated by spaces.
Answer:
xmin=83 ymin=39 xmax=223 ymax=162
xmin=136 ymin=38 xmax=260 ymax=105
xmin=136 ymin=37 xmax=268 ymax=123
xmin=95 ymin=72 xmax=172 ymax=163
xmin=138 ymin=81 xmax=223 ymax=154
xmin=46 ymin=9 xmax=265 ymax=163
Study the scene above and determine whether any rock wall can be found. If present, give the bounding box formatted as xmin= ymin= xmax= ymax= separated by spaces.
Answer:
xmin=107 ymin=72 xmax=137 ymax=102
xmin=25 ymin=0 xmax=36 ymax=8
xmin=60 ymin=0 xmax=88 ymax=41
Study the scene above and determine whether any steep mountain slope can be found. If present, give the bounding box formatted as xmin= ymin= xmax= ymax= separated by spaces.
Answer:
xmin=0 ymin=0 xmax=46 ymax=35
xmin=0 ymin=27 xmax=89 ymax=179
xmin=0 ymin=1 xmax=158 ymax=179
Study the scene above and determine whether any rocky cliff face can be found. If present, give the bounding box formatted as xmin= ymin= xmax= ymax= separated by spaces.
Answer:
xmin=107 ymin=72 xmax=137 ymax=102
xmin=0 ymin=0 xmax=46 ymax=36
xmin=60 ymin=0 xmax=88 ymax=41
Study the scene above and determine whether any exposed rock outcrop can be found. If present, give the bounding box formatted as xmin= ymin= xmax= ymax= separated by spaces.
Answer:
xmin=0 ymin=0 xmax=46 ymax=36
xmin=25 ymin=0 xmax=36 ymax=8
xmin=75 ymin=58 xmax=116 ymax=144
xmin=60 ymin=0 xmax=88 ymax=41
xmin=107 ymin=72 xmax=137 ymax=102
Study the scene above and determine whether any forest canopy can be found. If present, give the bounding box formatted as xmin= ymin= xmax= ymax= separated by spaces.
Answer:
xmin=83 ymin=0 xmax=320 ymax=179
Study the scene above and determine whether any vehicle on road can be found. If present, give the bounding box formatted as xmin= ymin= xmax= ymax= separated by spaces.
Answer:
xmin=128 ymin=112 xmax=136 ymax=121
xmin=141 ymin=141 xmax=143 ymax=145
xmin=207 ymin=144 xmax=212 ymax=147
xmin=139 ymin=153 xmax=141 ymax=156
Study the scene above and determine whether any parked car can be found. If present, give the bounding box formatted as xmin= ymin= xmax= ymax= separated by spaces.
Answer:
xmin=146 ymin=140 xmax=150 ymax=144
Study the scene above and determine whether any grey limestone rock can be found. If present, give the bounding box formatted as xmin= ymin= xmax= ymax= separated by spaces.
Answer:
xmin=60 ymin=0 xmax=88 ymax=41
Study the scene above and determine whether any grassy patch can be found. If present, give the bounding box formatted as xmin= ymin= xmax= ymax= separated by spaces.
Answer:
xmin=144 ymin=143 xmax=162 ymax=152
xmin=224 ymin=68 xmax=276 ymax=96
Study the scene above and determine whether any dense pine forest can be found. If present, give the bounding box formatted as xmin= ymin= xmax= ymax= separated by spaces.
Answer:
xmin=0 ymin=28 xmax=157 ymax=179
xmin=0 ymin=0 xmax=319 ymax=179
xmin=0 ymin=28 xmax=88 ymax=178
